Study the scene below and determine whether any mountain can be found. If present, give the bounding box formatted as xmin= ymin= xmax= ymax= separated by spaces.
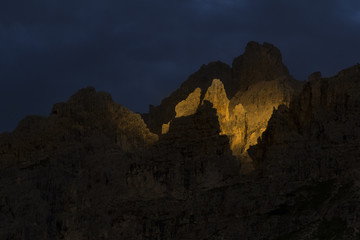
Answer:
xmin=1 ymin=42 xmax=360 ymax=239
xmin=144 ymin=41 xmax=303 ymax=172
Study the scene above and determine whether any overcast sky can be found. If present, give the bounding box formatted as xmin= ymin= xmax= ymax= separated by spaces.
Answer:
xmin=0 ymin=0 xmax=360 ymax=132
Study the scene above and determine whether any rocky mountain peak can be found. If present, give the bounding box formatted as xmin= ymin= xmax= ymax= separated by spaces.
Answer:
xmin=144 ymin=41 xmax=296 ymax=135
xmin=157 ymin=74 xmax=299 ymax=174
xmin=147 ymin=42 xmax=301 ymax=167
xmin=2 ymin=87 xmax=158 ymax=170
xmin=232 ymin=41 xmax=290 ymax=90
xmin=3 ymin=42 xmax=360 ymax=239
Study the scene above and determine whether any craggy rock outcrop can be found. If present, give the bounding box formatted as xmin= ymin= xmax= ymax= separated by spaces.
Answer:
xmin=232 ymin=41 xmax=291 ymax=90
xmin=51 ymin=86 xmax=158 ymax=151
xmin=128 ymin=101 xmax=240 ymax=199
xmin=152 ymin=42 xmax=303 ymax=172
xmin=249 ymin=64 xmax=360 ymax=181
xmin=143 ymin=61 xmax=232 ymax=135
xmin=161 ymin=87 xmax=202 ymax=134
xmin=175 ymin=87 xmax=202 ymax=118
xmin=248 ymin=64 xmax=360 ymax=239
xmin=0 ymin=87 xmax=157 ymax=163
xmin=0 ymin=87 xmax=158 ymax=239
xmin=0 ymin=87 xmax=157 ymax=170
xmin=0 ymin=92 xmax=241 ymax=239
xmin=229 ymin=76 xmax=301 ymax=154
xmin=160 ymin=78 xmax=301 ymax=173
xmin=143 ymin=41 xmax=299 ymax=136
xmin=2 ymin=42 xmax=360 ymax=240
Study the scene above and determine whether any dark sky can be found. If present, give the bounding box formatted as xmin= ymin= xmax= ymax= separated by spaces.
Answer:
xmin=1 ymin=0 xmax=360 ymax=132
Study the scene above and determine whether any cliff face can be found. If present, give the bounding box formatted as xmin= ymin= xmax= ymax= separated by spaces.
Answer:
xmin=153 ymin=42 xmax=302 ymax=171
xmin=128 ymin=101 xmax=240 ymax=200
xmin=249 ymin=64 xmax=360 ymax=181
xmin=143 ymin=41 xmax=299 ymax=135
xmin=232 ymin=41 xmax=290 ymax=90
xmin=247 ymin=64 xmax=360 ymax=239
xmin=0 ymin=87 xmax=159 ymax=239
xmin=1 ymin=42 xmax=360 ymax=240
xmin=142 ymin=61 xmax=232 ymax=135
xmin=0 ymin=87 xmax=157 ymax=169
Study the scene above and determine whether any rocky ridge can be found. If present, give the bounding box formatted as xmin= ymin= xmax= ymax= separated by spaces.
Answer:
xmin=247 ymin=63 xmax=360 ymax=239
xmin=1 ymin=42 xmax=360 ymax=239
xmin=155 ymin=42 xmax=302 ymax=171
xmin=143 ymin=41 xmax=299 ymax=135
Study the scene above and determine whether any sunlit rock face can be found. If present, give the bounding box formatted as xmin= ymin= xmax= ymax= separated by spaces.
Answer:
xmin=230 ymin=76 xmax=300 ymax=152
xmin=161 ymin=88 xmax=201 ymax=134
xmin=202 ymin=79 xmax=241 ymax=150
xmin=147 ymin=41 xmax=303 ymax=172
xmin=143 ymin=61 xmax=232 ymax=135
xmin=161 ymin=121 xmax=171 ymax=134
xmin=143 ymin=42 xmax=289 ymax=136
xmin=196 ymin=78 xmax=298 ymax=171
xmin=175 ymin=87 xmax=201 ymax=118
xmin=203 ymin=79 xmax=230 ymax=124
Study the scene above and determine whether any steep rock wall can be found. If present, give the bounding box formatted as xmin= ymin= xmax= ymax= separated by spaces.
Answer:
xmin=161 ymin=77 xmax=301 ymax=173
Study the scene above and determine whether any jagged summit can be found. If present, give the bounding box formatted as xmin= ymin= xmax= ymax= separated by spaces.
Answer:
xmin=2 ymin=86 xmax=158 ymax=169
xmin=232 ymin=41 xmax=291 ymax=90
xmin=143 ymin=41 xmax=297 ymax=135
xmin=142 ymin=60 xmax=232 ymax=135
xmin=143 ymin=41 xmax=302 ymax=171
xmin=2 ymin=42 xmax=360 ymax=239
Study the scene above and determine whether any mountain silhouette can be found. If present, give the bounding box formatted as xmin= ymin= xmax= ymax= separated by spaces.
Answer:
xmin=1 ymin=42 xmax=360 ymax=239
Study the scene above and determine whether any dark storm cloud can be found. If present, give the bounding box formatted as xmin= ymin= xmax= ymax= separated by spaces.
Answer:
xmin=1 ymin=0 xmax=360 ymax=132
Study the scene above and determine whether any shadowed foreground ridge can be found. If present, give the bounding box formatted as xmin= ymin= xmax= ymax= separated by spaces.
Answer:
xmin=1 ymin=42 xmax=360 ymax=239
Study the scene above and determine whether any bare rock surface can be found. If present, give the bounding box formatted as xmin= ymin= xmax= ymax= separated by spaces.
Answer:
xmin=248 ymin=64 xmax=360 ymax=239
xmin=151 ymin=42 xmax=303 ymax=172
xmin=175 ymin=87 xmax=201 ymax=118
xmin=159 ymin=75 xmax=301 ymax=172
xmin=0 ymin=87 xmax=158 ymax=239
xmin=1 ymin=42 xmax=360 ymax=239
xmin=143 ymin=41 xmax=297 ymax=135
xmin=232 ymin=41 xmax=291 ymax=90
xmin=143 ymin=61 xmax=232 ymax=135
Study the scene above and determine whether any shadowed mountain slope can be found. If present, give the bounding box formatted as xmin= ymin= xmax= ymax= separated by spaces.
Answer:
xmin=1 ymin=42 xmax=360 ymax=239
